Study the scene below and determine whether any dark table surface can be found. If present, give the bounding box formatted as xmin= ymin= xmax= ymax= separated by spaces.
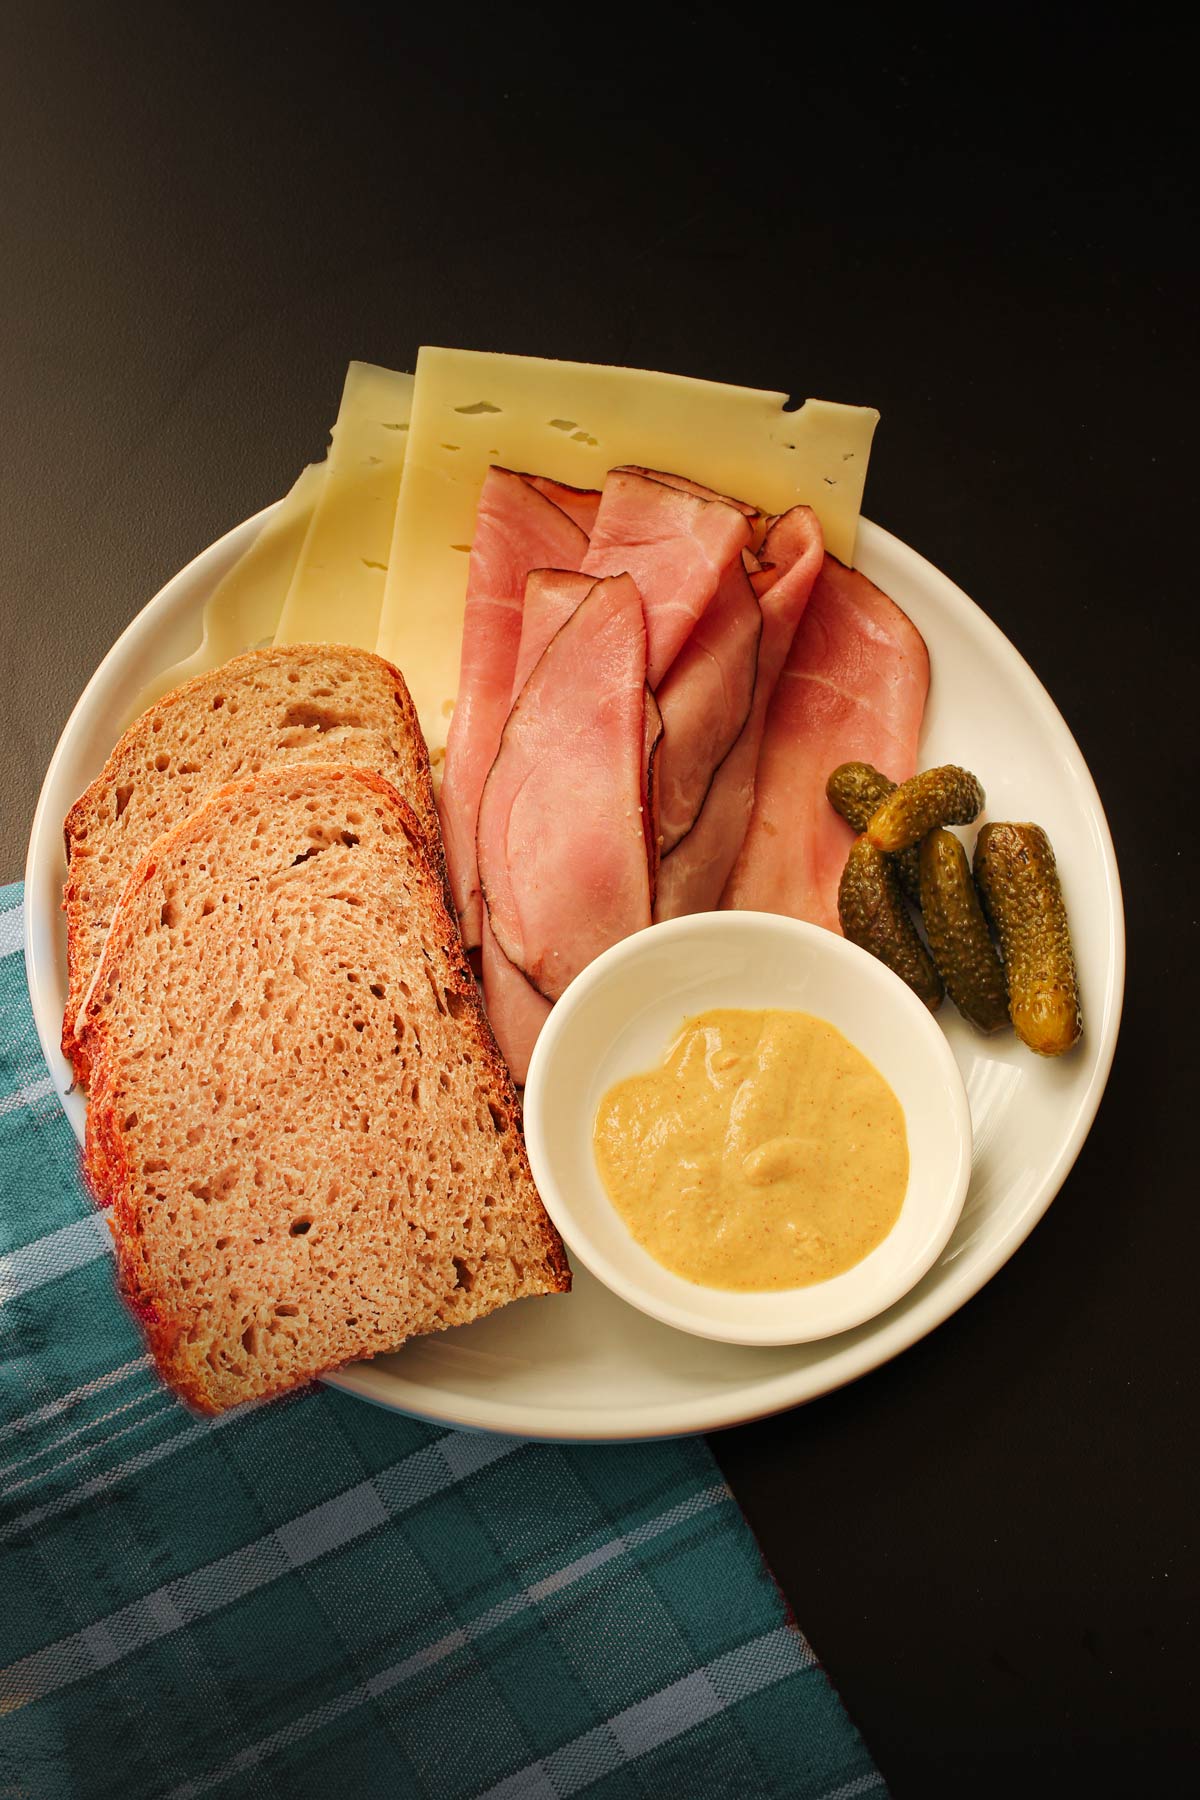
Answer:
xmin=3 ymin=6 xmax=1195 ymax=1794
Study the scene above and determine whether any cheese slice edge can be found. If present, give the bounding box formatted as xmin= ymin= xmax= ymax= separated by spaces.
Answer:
xmin=127 ymin=460 xmax=326 ymax=724
xmin=274 ymin=362 xmax=415 ymax=652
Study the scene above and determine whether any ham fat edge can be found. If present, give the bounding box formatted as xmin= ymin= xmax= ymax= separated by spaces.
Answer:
xmin=438 ymin=468 xmax=592 ymax=950
xmin=721 ymin=555 xmax=930 ymax=933
xmin=642 ymin=687 xmax=664 ymax=909
xmin=476 ymin=572 xmax=651 ymax=1005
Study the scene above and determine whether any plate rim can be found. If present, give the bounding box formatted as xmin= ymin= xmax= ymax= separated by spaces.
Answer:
xmin=23 ymin=507 xmax=1126 ymax=1441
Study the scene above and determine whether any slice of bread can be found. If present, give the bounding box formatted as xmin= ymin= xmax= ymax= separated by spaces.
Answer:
xmin=77 ymin=763 xmax=570 ymax=1413
xmin=62 ymin=644 xmax=442 ymax=1081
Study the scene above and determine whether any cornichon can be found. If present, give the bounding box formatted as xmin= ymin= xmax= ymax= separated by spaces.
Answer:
xmin=825 ymin=763 xmax=921 ymax=904
xmin=919 ymin=829 xmax=1009 ymax=1033
xmin=838 ymin=837 xmax=944 ymax=1011
xmin=867 ymin=765 xmax=985 ymax=852
xmin=973 ymin=822 xmax=1082 ymax=1056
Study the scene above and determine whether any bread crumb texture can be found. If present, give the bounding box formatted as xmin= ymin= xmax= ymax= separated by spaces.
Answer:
xmin=62 ymin=645 xmax=440 ymax=1076
xmin=79 ymin=763 xmax=569 ymax=1413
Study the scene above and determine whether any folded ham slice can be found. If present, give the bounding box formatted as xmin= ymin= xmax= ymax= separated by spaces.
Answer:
xmin=513 ymin=569 xmax=595 ymax=699
xmin=524 ymin=476 xmax=602 ymax=536
xmin=721 ymin=555 xmax=930 ymax=933
xmin=438 ymin=469 xmax=589 ymax=948
xmin=582 ymin=468 xmax=753 ymax=685
xmin=617 ymin=465 xmax=760 ymax=521
xmin=655 ymin=505 xmax=824 ymax=919
xmin=643 ymin=686 xmax=664 ymax=907
xmin=654 ymin=557 xmax=762 ymax=856
xmin=477 ymin=573 xmax=650 ymax=1004
xmin=480 ymin=909 xmax=551 ymax=1087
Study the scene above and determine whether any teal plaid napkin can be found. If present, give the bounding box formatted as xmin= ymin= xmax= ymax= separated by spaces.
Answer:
xmin=0 ymin=882 xmax=884 ymax=1799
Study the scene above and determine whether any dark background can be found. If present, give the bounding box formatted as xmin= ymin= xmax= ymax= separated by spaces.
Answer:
xmin=2 ymin=4 xmax=1196 ymax=1794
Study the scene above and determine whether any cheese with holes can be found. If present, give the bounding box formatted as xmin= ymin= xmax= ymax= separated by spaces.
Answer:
xmin=128 ymin=461 xmax=326 ymax=724
xmin=376 ymin=348 xmax=879 ymax=762
xmin=274 ymin=362 xmax=414 ymax=652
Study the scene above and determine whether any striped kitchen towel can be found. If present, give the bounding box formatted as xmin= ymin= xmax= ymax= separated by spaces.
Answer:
xmin=0 ymin=882 xmax=885 ymax=1799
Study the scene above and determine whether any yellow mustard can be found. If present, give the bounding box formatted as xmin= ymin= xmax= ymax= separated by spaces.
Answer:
xmin=593 ymin=1008 xmax=908 ymax=1291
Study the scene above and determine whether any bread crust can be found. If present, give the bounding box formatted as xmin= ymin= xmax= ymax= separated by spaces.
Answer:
xmin=62 ymin=645 xmax=445 ymax=1082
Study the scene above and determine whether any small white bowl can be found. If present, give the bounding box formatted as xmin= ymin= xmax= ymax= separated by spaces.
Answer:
xmin=523 ymin=912 xmax=972 ymax=1346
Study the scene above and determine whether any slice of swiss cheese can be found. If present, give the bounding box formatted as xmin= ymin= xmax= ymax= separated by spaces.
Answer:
xmin=375 ymin=348 xmax=879 ymax=763
xmin=274 ymin=362 xmax=414 ymax=652
xmin=127 ymin=460 xmax=325 ymax=723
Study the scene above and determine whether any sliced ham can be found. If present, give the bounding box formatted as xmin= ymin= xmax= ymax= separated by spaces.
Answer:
xmin=480 ymin=910 xmax=550 ymax=1086
xmin=643 ymin=686 xmax=664 ymax=908
xmin=654 ymin=717 xmax=754 ymax=921
xmin=654 ymin=557 xmax=762 ymax=855
xmin=437 ymin=468 xmax=589 ymax=948
xmin=524 ymin=476 xmax=602 ymax=536
xmin=655 ymin=505 xmax=825 ymax=919
xmin=721 ymin=555 xmax=930 ymax=933
xmin=618 ymin=465 xmax=759 ymax=518
xmin=477 ymin=573 xmax=650 ymax=1003
xmin=513 ymin=569 xmax=595 ymax=699
xmin=582 ymin=468 xmax=753 ymax=685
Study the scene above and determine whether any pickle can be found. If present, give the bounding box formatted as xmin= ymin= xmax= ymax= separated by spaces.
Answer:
xmin=919 ymin=829 xmax=1009 ymax=1033
xmin=838 ymin=837 xmax=943 ymax=1011
xmin=825 ymin=762 xmax=921 ymax=903
xmin=827 ymin=761 xmax=897 ymax=827
xmin=867 ymin=765 xmax=986 ymax=852
xmin=973 ymin=822 xmax=1082 ymax=1056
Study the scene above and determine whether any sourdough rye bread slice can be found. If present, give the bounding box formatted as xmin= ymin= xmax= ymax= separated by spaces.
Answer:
xmin=78 ymin=763 xmax=570 ymax=1413
xmin=62 ymin=644 xmax=443 ymax=1081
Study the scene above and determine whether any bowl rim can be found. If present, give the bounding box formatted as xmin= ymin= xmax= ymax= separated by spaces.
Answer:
xmin=522 ymin=910 xmax=974 ymax=1347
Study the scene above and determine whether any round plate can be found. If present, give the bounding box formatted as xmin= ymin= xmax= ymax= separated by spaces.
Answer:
xmin=25 ymin=508 xmax=1125 ymax=1440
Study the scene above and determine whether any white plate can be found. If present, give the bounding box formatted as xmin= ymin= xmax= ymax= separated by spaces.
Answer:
xmin=24 ymin=508 xmax=1125 ymax=1440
